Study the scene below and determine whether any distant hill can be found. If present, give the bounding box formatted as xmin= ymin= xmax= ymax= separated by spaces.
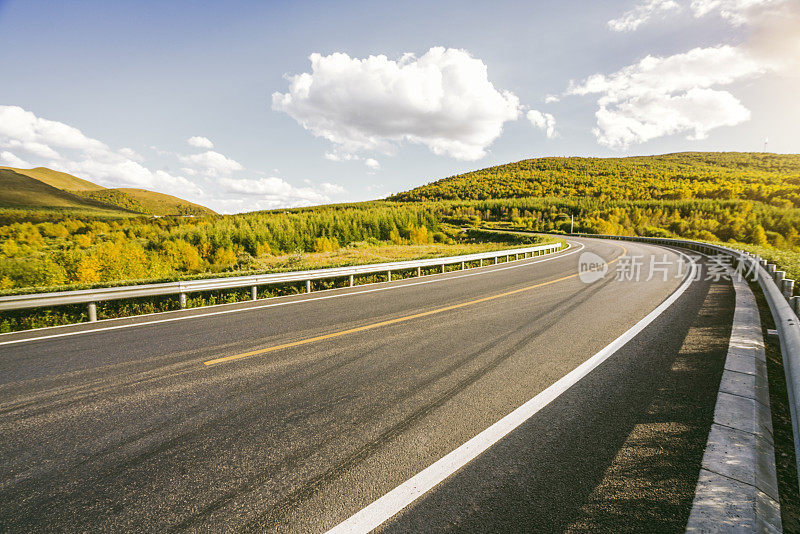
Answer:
xmin=71 ymin=187 xmax=216 ymax=217
xmin=390 ymin=152 xmax=800 ymax=208
xmin=2 ymin=166 xmax=105 ymax=192
xmin=104 ymin=188 xmax=215 ymax=216
xmin=0 ymin=166 xmax=216 ymax=216
xmin=0 ymin=169 xmax=135 ymax=216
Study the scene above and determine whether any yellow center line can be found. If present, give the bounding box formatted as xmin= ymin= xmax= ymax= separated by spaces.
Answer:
xmin=203 ymin=243 xmax=627 ymax=366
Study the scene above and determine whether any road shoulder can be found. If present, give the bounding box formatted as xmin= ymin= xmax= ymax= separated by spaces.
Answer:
xmin=686 ymin=275 xmax=782 ymax=533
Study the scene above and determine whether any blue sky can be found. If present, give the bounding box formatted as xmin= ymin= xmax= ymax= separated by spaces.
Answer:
xmin=0 ymin=0 xmax=798 ymax=213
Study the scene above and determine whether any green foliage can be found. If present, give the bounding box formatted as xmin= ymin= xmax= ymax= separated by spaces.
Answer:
xmin=0 ymin=203 xmax=443 ymax=291
xmin=392 ymin=152 xmax=800 ymax=207
xmin=73 ymin=189 xmax=149 ymax=213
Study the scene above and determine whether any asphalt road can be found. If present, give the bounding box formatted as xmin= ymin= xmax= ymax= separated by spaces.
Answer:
xmin=0 ymin=237 xmax=733 ymax=532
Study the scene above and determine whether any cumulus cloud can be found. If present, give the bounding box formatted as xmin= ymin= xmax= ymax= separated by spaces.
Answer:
xmin=364 ymin=158 xmax=380 ymax=170
xmin=187 ymin=136 xmax=214 ymax=149
xmin=179 ymin=150 xmax=243 ymax=176
xmin=580 ymin=0 xmax=800 ymax=148
xmin=594 ymin=88 xmax=750 ymax=146
xmin=608 ymin=0 xmax=681 ymax=31
xmin=568 ymin=46 xmax=764 ymax=147
xmin=527 ymin=110 xmax=557 ymax=138
xmin=272 ymin=47 xmax=521 ymax=161
xmin=0 ymin=105 xmax=108 ymax=156
xmin=4 ymin=139 xmax=60 ymax=159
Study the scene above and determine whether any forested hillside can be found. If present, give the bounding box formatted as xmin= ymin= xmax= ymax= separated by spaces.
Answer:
xmin=0 ymin=203 xmax=446 ymax=290
xmin=388 ymin=152 xmax=800 ymax=251
xmin=392 ymin=153 xmax=800 ymax=207
xmin=4 ymin=152 xmax=800 ymax=295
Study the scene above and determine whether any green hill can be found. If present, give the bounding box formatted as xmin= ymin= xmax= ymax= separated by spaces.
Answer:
xmin=391 ymin=152 xmax=800 ymax=207
xmin=0 ymin=169 xmax=134 ymax=216
xmin=0 ymin=166 xmax=216 ymax=216
xmin=113 ymin=188 xmax=216 ymax=216
xmin=1 ymin=166 xmax=106 ymax=192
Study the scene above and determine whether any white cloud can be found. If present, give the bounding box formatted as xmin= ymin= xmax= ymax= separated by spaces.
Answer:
xmin=0 ymin=105 xmax=201 ymax=197
xmin=609 ymin=0 xmax=793 ymax=30
xmin=59 ymin=160 xmax=203 ymax=196
xmin=272 ymin=47 xmax=521 ymax=161
xmin=0 ymin=150 xmax=31 ymax=168
xmin=324 ymin=151 xmax=360 ymax=162
xmin=187 ymin=136 xmax=214 ymax=149
xmin=320 ymin=182 xmax=346 ymax=195
xmin=526 ymin=110 xmax=557 ymax=138
xmin=544 ymin=95 xmax=561 ymax=104
xmin=0 ymin=105 xmax=109 ymax=155
xmin=218 ymin=176 xmax=332 ymax=208
xmin=568 ymin=46 xmax=764 ymax=147
xmin=608 ymin=0 xmax=681 ymax=31
xmin=5 ymin=139 xmax=61 ymax=159
xmin=594 ymin=88 xmax=750 ymax=146
xmin=179 ymin=150 xmax=243 ymax=176
xmin=594 ymin=0 xmax=798 ymax=148
xmin=119 ymin=147 xmax=142 ymax=161
xmin=0 ymin=105 xmax=347 ymax=213
xmin=364 ymin=158 xmax=380 ymax=170
xmin=690 ymin=0 xmax=787 ymax=25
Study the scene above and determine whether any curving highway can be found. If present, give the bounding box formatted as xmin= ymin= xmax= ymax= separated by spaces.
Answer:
xmin=0 ymin=237 xmax=736 ymax=532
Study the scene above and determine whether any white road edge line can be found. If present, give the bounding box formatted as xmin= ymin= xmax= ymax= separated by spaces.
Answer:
xmin=326 ymin=248 xmax=697 ymax=534
xmin=0 ymin=242 xmax=586 ymax=347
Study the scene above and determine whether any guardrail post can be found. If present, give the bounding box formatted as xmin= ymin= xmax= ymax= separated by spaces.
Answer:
xmin=783 ymin=279 xmax=794 ymax=299
xmin=767 ymin=264 xmax=776 ymax=275
xmin=306 ymin=280 xmax=312 ymax=293
xmin=251 ymin=286 xmax=258 ymax=300
xmin=349 ymin=274 xmax=354 ymax=287
xmin=494 ymin=256 xmax=498 ymax=264
xmin=179 ymin=293 xmax=187 ymax=309
xmin=480 ymin=258 xmax=483 ymax=267
xmin=461 ymin=261 xmax=465 ymax=270
xmin=387 ymin=270 xmax=392 ymax=282
xmin=775 ymin=270 xmax=785 ymax=285
xmin=417 ymin=266 xmax=421 ymax=277
xmin=793 ymin=296 xmax=800 ymax=317
xmin=87 ymin=302 xmax=97 ymax=322
xmin=441 ymin=264 xmax=446 ymax=273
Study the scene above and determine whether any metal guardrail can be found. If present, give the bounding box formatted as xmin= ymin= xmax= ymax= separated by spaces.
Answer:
xmin=0 ymin=242 xmax=563 ymax=321
xmin=577 ymin=233 xmax=800 ymax=489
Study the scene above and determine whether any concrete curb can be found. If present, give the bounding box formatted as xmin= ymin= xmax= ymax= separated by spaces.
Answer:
xmin=686 ymin=275 xmax=782 ymax=533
